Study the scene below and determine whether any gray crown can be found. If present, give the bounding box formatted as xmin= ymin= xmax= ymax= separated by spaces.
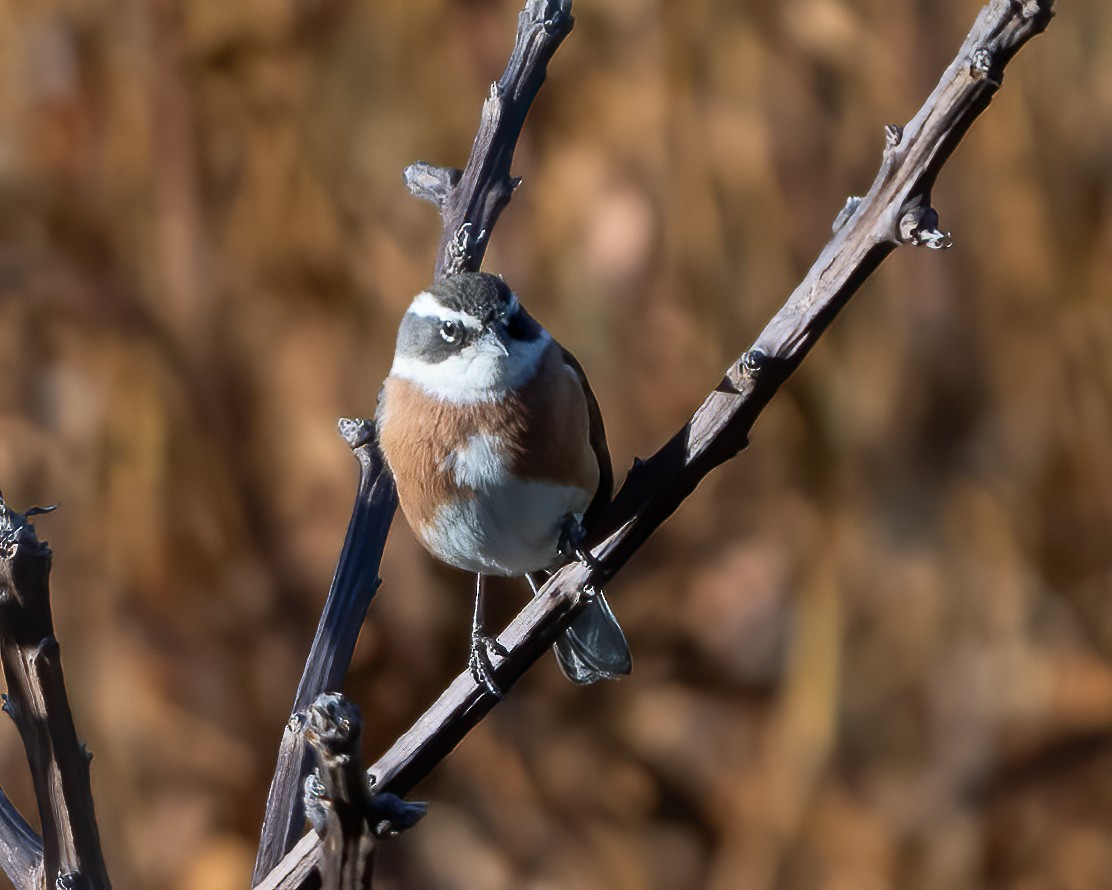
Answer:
xmin=427 ymin=273 xmax=514 ymax=325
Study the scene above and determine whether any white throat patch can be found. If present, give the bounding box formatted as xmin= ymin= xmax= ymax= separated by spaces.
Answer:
xmin=390 ymin=315 xmax=552 ymax=404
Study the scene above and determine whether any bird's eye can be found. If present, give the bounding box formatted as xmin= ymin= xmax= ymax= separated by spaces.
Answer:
xmin=440 ymin=320 xmax=460 ymax=343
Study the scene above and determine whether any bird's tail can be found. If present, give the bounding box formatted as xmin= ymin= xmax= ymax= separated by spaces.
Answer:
xmin=552 ymin=592 xmax=631 ymax=684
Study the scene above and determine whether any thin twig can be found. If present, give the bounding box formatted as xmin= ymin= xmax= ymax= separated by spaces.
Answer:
xmin=252 ymin=422 xmax=397 ymax=884
xmin=406 ymin=0 xmax=574 ymax=278
xmin=0 ymin=786 xmax=43 ymax=890
xmin=0 ymin=496 xmax=111 ymax=889
xmin=254 ymin=1 xmax=1055 ymax=884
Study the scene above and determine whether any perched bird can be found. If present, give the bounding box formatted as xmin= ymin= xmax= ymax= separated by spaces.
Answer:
xmin=376 ymin=272 xmax=631 ymax=693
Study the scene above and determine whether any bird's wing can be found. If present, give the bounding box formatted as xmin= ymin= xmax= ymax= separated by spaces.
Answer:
xmin=559 ymin=345 xmax=613 ymax=530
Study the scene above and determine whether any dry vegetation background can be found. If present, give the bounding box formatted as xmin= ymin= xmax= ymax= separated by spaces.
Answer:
xmin=0 ymin=0 xmax=1109 ymax=887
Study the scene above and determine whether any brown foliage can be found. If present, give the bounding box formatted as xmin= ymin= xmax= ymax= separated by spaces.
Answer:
xmin=0 ymin=0 xmax=1109 ymax=888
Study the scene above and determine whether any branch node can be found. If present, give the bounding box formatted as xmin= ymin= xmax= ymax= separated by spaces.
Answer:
xmin=741 ymin=349 xmax=766 ymax=374
xmin=526 ymin=0 xmax=572 ymax=32
xmin=55 ymin=871 xmax=78 ymax=890
xmin=900 ymin=206 xmax=952 ymax=249
xmin=916 ymin=227 xmax=953 ymax=250
xmin=403 ymin=162 xmax=461 ymax=209
xmin=969 ymin=47 xmax=997 ymax=82
xmin=444 ymin=222 xmax=489 ymax=276
xmin=884 ymin=123 xmax=903 ymax=149
xmin=337 ymin=417 xmax=375 ymax=451
xmin=0 ymin=498 xmax=51 ymax=562
xmin=302 ymin=772 xmax=328 ymax=834
xmin=832 ymin=196 xmax=863 ymax=234
xmin=369 ymin=794 xmax=427 ymax=839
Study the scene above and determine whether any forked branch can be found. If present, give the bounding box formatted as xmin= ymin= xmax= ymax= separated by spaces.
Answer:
xmin=256 ymin=1 xmax=1055 ymax=887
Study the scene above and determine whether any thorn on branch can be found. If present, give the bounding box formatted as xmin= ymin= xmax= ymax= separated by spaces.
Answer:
xmin=832 ymin=196 xmax=862 ymax=234
xmin=1019 ymin=0 xmax=1043 ymax=19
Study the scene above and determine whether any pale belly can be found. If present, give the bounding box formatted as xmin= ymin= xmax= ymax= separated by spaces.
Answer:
xmin=419 ymin=478 xmax=591 ymax=576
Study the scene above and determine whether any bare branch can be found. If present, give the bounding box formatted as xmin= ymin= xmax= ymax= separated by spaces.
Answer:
xmin=252 ymin=422 xmax=397 ymax=884
xmin=404 ymin=0 xmax=573 ymax=278
xmin=254 ymin=1 xmax=1055 ymax=884
xmin=0 ymin=496 xmax=111 ymax=889
xmin=0 ymin=787 xmax=43 ymax=890
xmin=378 ymin=0 xmax=1058 ymax=791
xmin=256 ymin=0 xmax=577 ymax=884
xmin=304 ymin=694 xmax=377 ymax=890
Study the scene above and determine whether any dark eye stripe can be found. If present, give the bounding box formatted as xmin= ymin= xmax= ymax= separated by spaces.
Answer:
xmin=398 ymin=313 xmax=473 ymax=363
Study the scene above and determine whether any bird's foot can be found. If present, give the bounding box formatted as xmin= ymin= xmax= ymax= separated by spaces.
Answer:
xmin=469 ymin=631 xmax=509 ymax=698
xmin=559 ymin=515 xmax=600 ymax=571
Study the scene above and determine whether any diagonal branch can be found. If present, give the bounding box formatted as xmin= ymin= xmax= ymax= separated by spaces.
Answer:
xmin=255 ymin=1 xmax=1055 ymax=885
xmin=0 ymin=496 xmax=111 ymax=889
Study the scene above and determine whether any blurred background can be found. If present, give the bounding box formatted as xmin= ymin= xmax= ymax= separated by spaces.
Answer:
xmin=0 ymin=0 xmax=1109 ymax=887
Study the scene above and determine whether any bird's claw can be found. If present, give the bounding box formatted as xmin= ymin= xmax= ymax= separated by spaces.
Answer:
xmin=469 ymin=632 xmax=509 ymax=698
xmin=559 ymin=516 xmax=600 ymax=571
xmin=579 ymin=583 xmax=601 ymax=601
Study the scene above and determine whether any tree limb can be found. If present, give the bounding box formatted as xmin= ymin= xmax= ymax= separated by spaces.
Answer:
xmin=0 ymin=786 xmax=43 ymax=890
xmin=252 ymin=422 xmax=397 ymax=884
xmin=379 ymin=0 xmax=1059 ymax=791
xmin=256 ymin=0 xmax=1060 ymax=885
xmin=407 ymin=0 xmax=573 ymax=278
xmin=0 ymin=496 xmax=111 ymax=889
xmin=253 ymin=1 xmax=1055 ymax=884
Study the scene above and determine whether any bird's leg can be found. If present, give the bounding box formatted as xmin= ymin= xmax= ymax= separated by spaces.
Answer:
xmin=524 ymin=571 xmax=548 ymax=596
xmin=469 ymin=573 xmax=508 ymax=698
xmin=558 ymin=515 xmax=601 ymax=599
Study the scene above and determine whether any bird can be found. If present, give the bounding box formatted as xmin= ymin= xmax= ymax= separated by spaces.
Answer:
xmin=375 ymin=271 xmax=631 ymax=695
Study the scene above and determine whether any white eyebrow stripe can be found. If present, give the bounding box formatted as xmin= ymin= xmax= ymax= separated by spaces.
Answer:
xmin=407 ymin=292 xmax=480 ymax=327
